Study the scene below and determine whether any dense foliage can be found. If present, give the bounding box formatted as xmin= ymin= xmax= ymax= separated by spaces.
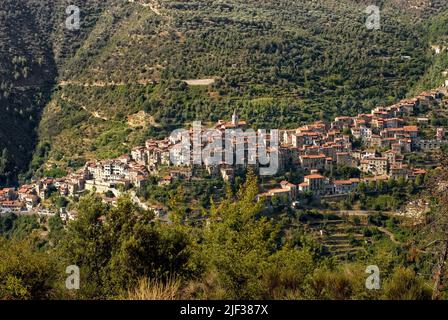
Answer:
xmin=0 ymin=171 xmax=441 ymax=300
xmin=0 ymin=0 xmax=111 ymax=185
xmin=1 ymin=0 xmax=448 ymax=182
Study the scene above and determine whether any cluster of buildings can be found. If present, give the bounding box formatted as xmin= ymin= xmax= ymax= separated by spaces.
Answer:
xmin=1 ymin=89 xmax=447 ymax=215
xmin=0 ymin=156 xmax=150 ymax=214
xmin=129 ymin=110 xmax=271 ymax=181
xmin=260 ymin=89 xmax=447 ymax=201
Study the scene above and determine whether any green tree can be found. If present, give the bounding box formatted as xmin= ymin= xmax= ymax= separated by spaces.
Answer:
xmin=48 ymin=214 xmax=65 ymax=245
xmin=200 ymin=169 xmax=316 ymax=299
xmin=168 ymin=186 xmax=188 ymax=224
xmin=202 ymin=170 xmax=277 ymax=298
xmin=57 ymin=195 xmax=109 ymax=298
xmin=58 ymin=195 xmax=194 ymax=298
xmin=0 ymin=238 xmax=60 ymax=300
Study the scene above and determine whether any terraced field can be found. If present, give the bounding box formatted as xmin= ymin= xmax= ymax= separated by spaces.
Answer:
xmin=298 ymin=214 xmax=396 ymax=259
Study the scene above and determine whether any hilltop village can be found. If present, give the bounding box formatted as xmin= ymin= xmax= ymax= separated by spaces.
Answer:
xmin=1 ymin=89 xmax=447 ymax=220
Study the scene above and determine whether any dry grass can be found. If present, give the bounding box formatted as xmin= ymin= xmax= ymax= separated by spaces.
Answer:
xmin=126 ymin=278 xmax=182 ymax=300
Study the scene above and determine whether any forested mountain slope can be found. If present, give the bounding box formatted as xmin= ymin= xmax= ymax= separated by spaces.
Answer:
xmin=0 ymin=0 xmax=447 ymax=182
xmin=412 ymin=10 xmax=448 ymax=93
xmin=0 ymin=0 xmax=111 ymax=185
xmin=0 ymin=0 xmax=57 ymax=185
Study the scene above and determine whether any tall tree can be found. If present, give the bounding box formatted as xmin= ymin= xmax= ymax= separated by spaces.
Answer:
xmin=58 ymin=194 xmax=194 ymax=298
xmin=202 ymin=169 xmax=279 ymax=298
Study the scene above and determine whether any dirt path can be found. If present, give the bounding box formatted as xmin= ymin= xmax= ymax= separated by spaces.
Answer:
xmin=321 ymin=210 xmax=399 ymax=217
xmin=128 ymin=0 xmax=162 ymax=16
xmin=59 ymin=80 xmax=126 ymax=87
xmin=184 ymin=78 xmax=216 ymax=86
xmin=377 ymin=227 xmax=401 ymax=245
xmin=60 ymin=95 xmax=109 ymax=121
xmin=58 ymin=78 xmax=155 ymax=88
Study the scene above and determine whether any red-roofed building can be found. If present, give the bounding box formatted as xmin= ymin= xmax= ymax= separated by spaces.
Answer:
xmin=302 ymin=174 xmax=327 ymax=195
xmin=300 ymin=154 xmax=326 ymax=172
xmin=333 ymin=178 xmax=360 ymax=195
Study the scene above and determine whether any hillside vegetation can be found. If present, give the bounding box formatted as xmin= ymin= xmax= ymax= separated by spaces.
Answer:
xmin=0 ymin=0 xmax=111 ymax=185
xmin=0 ymin=0 xmax=447 ymax=181
xmin=412 ymin=10 xmax=448 ymax=93
xmin=0 ymin=0 xmax=56 ymax=185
